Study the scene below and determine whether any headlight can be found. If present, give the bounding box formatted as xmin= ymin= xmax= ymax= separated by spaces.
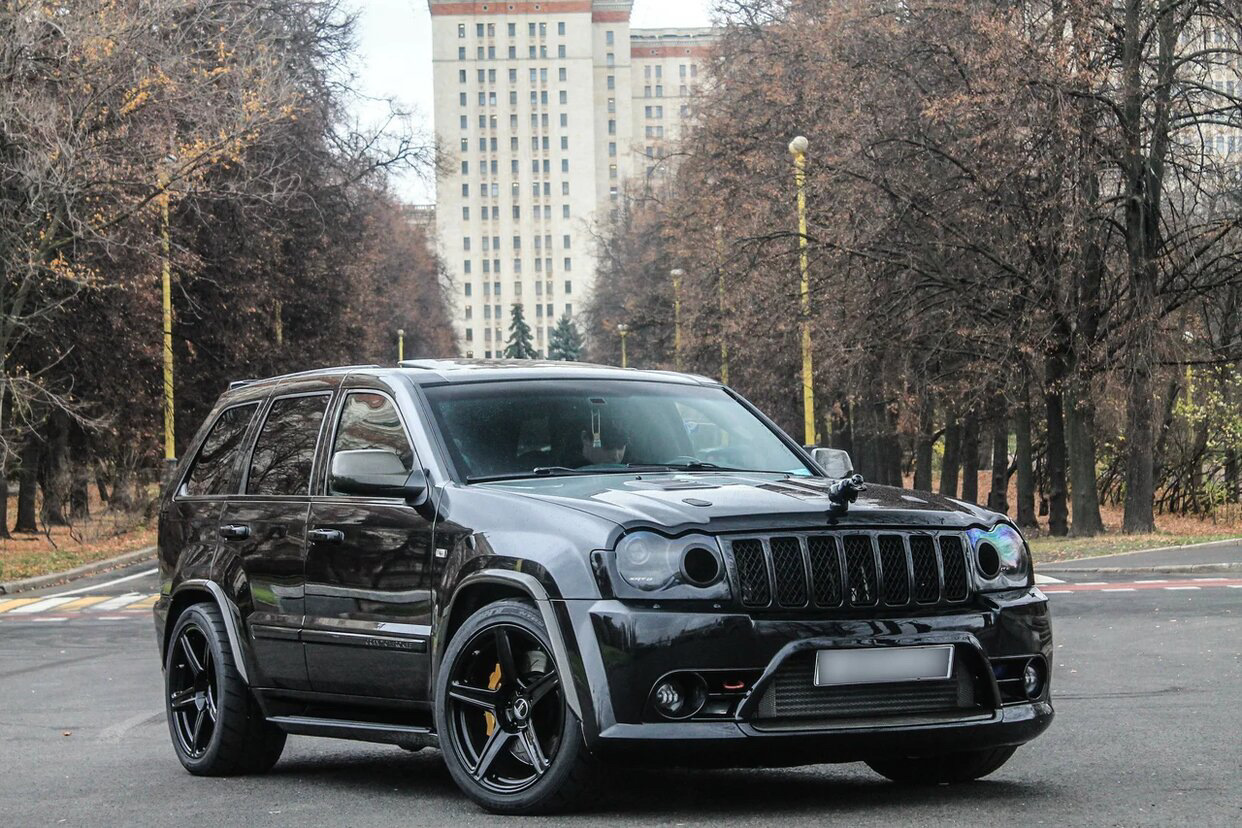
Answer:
xmin=966 ymin=523 xmax=1031 ymax=590
xmin=613 ymin=532 xmax=729 ymax=599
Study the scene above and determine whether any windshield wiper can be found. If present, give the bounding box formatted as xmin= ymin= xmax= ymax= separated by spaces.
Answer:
xmin=467 ymin=466 xmax=637 ymax=483
xmin=626 ymin=462 xmax=743 ymax=472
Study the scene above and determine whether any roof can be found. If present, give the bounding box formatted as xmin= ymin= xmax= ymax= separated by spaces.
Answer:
xmin=396 ymin=359 xmax=718 ymax=386
xmin=222 ymin=360 xmax=720 ymax=395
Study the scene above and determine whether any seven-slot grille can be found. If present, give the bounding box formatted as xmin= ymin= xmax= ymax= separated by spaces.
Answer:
xmin=725 ymin=532 xmax=971 ymax=610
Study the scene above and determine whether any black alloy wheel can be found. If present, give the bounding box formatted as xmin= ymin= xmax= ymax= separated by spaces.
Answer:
xmin=163 ymin=602 xmax=286 ymax=775
xmin=168 ymin=623 xmax=218 ymax=759
xmin=435 ymin=599 xmax=598 ymax=814
xmin=446 ymin=622 xmax=564 ymax=792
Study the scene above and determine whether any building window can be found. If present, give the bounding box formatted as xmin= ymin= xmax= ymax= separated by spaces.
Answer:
xmin=558 ymin=21 xmax=565 ymax=35
xmin=560 ymin=113 xmax=568 ymax=127
xmin=458 ymin=23 xmax=465 ymax=38
xmin=656 ymin=85 xmax=664 ymax=97
xmin=508 ymin=22 xmax=516 ymax=36
xmin=608 ymin=119 xmax=616 ymax=135
xmin=609 ymin=142 xmax=616 ymax=157
xmin=561 ymin=181 xmax=570 ymax=195
xmin=559 ymin=90 xmax=567 ymax=104
xmin=461 ymin=160 xmax=469 ymax=175
xmin=462 ymin=206 xmax=470 ymax=219
xmin=464 ymin=260 xmax=472 ymax=274
xmin=561 ymin=158 xmax=569 ymax=172
xmin=558 ymin=45 xmax=565 ymax=58
xmin=606 ymin=30 xmax=614 ymax=45
xmin=609 ymin=164 xmax=617 ymax=179
xmin=608 ymin=98 xmax=616 ymax=113
xmin=458 ymin=47 xmax=466 ymax=60
xmin=509 ymin=68 xmax=517 ymax=82
xmin=464 ymin=306 xmax=472 ymax=320
xmin=463 ymin=236 xmax=471 ymax=250
xmin=607 ymin=74 xmax=615 ymax=90
xmin=465 ymin=328 xmax=473 ymax=342
xmin=561 ymin=136 xmax=568 ymax=149
xmin=559 ymin=67 xmax=567 ymax=81
xmin=564 ymin=280 xmax=572 ymax=294
xmin=562 ymin=204 xmax=570 ymax=218
xmin=563 ymin=258 xmax=572 ymax=271
xmin=459 ymin=69 xmax=466 ymax=83
xmin=607 ymin=52 xmax=615 ymax=66
xmin=644 ymin=85 xmax=651 ymax=98
xmin=476 ymin=23 xmax=483 ymax=37
xmin=464 ymin=283 xmax=472 ymax=297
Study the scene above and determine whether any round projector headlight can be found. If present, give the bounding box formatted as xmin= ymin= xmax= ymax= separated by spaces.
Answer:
xmin=967 ymin=524 xmax=1031 ymax=589
xmin=614 ymin=532 xmax=726 ymax=595
xmin=616 ymin=532 xmax=679 ymax=591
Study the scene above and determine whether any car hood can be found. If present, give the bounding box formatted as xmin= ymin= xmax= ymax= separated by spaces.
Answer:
xmin=478 ymin=472 xmax=1002 ymax=533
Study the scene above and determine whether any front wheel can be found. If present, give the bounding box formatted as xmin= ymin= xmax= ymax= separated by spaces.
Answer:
xmin=866 ymin=745 xmax=1017 ymax=784
xmin=434 ymin=599 xmax=599 ymax=814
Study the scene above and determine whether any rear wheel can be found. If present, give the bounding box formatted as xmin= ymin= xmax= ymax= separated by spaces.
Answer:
xmin=866 ymin=745 xmax=1017 ymax=784
xmin=164 ymin=602 xmax=286 ymax=775
xmin=434 ymin=599 xmax=599 ymax=814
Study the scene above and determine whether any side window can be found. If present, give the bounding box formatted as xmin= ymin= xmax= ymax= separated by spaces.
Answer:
xmin=184 ymin=404 xmax=258 ymax=496
xmin=246 ymin=395 xmax=330 ymax=496
xmin=330 ymin=393 xmax=415 ymax=494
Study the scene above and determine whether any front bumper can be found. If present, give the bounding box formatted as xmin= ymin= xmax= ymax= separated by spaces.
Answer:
xmin=557 ymin=587 xmax=1054 ymax=765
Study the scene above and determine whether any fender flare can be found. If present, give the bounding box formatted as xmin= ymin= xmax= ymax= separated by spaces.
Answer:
xmin=440 ymin=570 xmax=583 ymax=719
xmin=170 ymin=579 xmax=251 ymax=684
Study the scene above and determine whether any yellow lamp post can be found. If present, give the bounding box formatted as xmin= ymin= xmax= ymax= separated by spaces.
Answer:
xmin=671 ymin=268 xmax=684 ymax=372
xmin=158 ymin=169 xmax=176 ymax=470
xmin=617 ymin=322 xmax=630 ymax=369
xmin=789 ymin=135 xmax=815 ymax=446
xmin=397 ymin=328 xmax=405 ymax=362
xmin=715 ymin=225 xmax=728 ymax=386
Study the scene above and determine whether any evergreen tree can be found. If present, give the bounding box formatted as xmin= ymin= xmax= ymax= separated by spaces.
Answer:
xmin=547 ymin=313 xmax=583 ymax=361
xmin=503 ymin=303 xmax=538 ymax=359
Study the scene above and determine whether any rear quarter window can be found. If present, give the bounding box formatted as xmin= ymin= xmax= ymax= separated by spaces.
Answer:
xmin=183 ymin=403 xmax=259 ymax=496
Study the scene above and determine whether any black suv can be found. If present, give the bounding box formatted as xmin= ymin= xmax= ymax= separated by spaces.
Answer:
xmin=155 ymin=360 xmax=1053 ymax=814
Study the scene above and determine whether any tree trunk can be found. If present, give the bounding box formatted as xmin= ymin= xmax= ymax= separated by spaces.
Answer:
xmin=987 ymin=399 xmax=1008 ymax=515
xmin=0 ymin=452 xmax=9 ymax=540
xmin=1121 ymin=344 xmax=1156 ymax=533
xmin=69 ymin=423 xmax=91 ymax=521
xmin=1044 ymin=350 xmax=1070 ymax=536
xmin=39 ymin=412 xmax=70 ymax=526
xmin=913 ymin=395 xmax=934 ymax=493
xmin=882 ymin=401 xmax=902 ymax=486
xmin=830 ymin=396 xmax=853 ymax=456
xmin=14 ymin=435 xmax=40 ymax=533
xmin=1066 ymin=380 xmax=1104 ymax=536
xmin=960 ymin=410 xmax=979 ymax=504
xmin=1014 ymin=382 xmax=1038 ymax=529
xmin=939 ymin=410 xmax=960 ymax=497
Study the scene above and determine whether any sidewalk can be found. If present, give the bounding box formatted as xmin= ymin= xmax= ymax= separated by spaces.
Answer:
xmin=1040 ymin=537 xmax=1242 ymax=574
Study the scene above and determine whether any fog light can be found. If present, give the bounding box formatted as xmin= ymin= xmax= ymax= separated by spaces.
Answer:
xmin=1023 ymin=659 xmax=1045 ymax=699
xmin=650 ymin=673 xmax=707 ymax=720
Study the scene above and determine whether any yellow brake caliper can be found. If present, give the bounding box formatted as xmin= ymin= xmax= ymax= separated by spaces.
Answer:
xmin=484 ymin=662 xmax=502 ymax=736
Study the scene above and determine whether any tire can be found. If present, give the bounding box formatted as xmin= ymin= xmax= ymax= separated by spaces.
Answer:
xmin=866 ymin=745 xmax=1018 ymax=784
xmin=434 ymin=599 xmax=599 ymax=815
xmin=164 ymin=602 xmax=286 ymax=775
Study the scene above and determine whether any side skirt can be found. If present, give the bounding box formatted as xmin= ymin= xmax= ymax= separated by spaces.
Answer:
xmin=267 ymin=715 xmax=439 ymax=751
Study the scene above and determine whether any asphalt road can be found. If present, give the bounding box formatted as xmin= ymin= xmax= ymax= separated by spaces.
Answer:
xmin=1 ymin=562 xmax=1238 ymax=827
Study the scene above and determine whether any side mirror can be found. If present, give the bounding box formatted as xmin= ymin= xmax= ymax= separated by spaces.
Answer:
xmin=810 ymin=447 xmax=854 ymax=479
xmin=330 ymin=449 xmax=427 ymax=501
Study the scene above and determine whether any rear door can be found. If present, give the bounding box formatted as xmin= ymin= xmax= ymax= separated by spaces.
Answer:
xmin=303 ymin=383 xmax=435 ymax=699
xmin=222 ymin=388 xmax=333 ymax=691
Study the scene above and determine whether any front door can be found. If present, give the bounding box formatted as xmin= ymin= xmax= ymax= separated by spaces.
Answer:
xmin=304 ymin=389 xmax=434 ymax=700
xmin=227 ymin=391 xmax=332 ymax=691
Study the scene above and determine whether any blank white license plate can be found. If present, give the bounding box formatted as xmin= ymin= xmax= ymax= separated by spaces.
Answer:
xmin=813 ymin=645 xmax=954 ymax=687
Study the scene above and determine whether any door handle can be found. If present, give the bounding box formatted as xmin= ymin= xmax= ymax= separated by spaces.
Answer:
xmin=219 ymin=524 xmax=250 ymax=540
xmin=308 ymin=528 xmax=344 ymax=544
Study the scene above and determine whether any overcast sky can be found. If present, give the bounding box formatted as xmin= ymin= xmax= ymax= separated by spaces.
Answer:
xmin=349 ymin=0 xmax=715 ymax=203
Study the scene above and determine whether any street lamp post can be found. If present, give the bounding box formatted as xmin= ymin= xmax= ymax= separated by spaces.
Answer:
xmin=397 ymin=328 xmax=405 ymax=362
xmin=158 ymin=168 xmax=176 ymax=473
xmin=789 ymin=135 xmax=816 ymax=446
xmin=716 ymin=225 xmax=728 ymax=386
xmin=671 ymin=268 xmax=684 ymax=372
xmin=617 ymin=323 xmax=630 ymax=369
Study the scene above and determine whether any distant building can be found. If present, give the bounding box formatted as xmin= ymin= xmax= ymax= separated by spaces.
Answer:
xmin=428 ymin=0 xmax=716 ymax=357
xmin=403 ymin=203 xmax=437 ymax=232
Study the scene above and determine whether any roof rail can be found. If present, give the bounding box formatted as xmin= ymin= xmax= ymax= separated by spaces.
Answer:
xmin=227 ymin=365 xmax=384 ymax=391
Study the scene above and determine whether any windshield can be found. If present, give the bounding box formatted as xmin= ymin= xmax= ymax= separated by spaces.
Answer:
xmin=422 ymin=380 xmax=815 ymax=482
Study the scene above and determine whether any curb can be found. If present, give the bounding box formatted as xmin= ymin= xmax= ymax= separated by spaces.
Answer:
xmin=1040 ymin=561 xmax=1242 ymax=576
xmin=0 ymin=546 xmax=157 ymax=595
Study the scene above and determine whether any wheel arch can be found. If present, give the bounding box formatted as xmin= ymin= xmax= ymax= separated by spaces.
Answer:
xmin=435 ymin=571 xmax=583 ymax=719
xmin=164 ymin=580 xmax=250 ymax=684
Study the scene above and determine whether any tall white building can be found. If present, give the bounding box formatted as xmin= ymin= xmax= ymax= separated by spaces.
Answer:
xmin=428 ymin=0 xmax=715 ymax=357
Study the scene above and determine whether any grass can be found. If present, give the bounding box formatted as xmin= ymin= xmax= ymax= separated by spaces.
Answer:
xmin=0 ymin=489 xmax=157 ymax=582
xmin=1029 ymin=532 xmax=1241 ymax=564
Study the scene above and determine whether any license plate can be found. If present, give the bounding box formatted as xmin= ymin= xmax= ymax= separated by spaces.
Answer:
xmin=813 ymin=645 xmax=954 ymax=687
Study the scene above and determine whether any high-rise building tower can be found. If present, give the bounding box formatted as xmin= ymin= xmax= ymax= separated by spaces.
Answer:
xmin=428 ymin=1 xmax=715 ymax=357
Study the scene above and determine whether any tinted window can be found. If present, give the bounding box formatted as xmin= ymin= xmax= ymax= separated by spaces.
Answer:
xmin=246 ymin=395 xmax=330 ymax=496
xmin=330 ymin=393 xmax=415 ymax=495
xmin=184 ymin=404 xmax=258 ymax=496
